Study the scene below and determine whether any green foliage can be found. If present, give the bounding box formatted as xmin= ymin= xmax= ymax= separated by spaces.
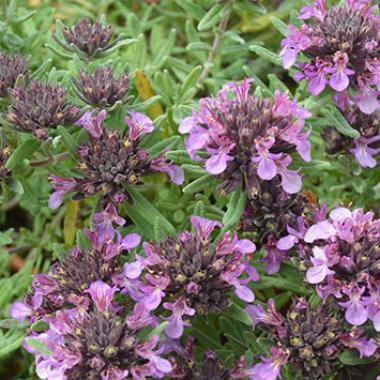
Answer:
xmin=0 ymin=0 xmax=378 ymax=378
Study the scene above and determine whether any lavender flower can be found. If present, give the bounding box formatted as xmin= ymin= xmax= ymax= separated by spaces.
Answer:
xmin=246 ymin=297 xmax=377 ymax=379
xmin=124 ymin=216 xmax=257 ymax=338
xmin=72 ymin=67 xmax=131 ymax=107
xmin=58 ymin=18 xmax=114 ymax=57
xmin=28 ymin=280 xmax=172 ymax=380
xmin=295 ymin=207 xmax=380 ymax=331
xmin=7 ymin=80 xmax=80 ymax=140
xmin=179 ymin=79 xmax=311 ymax=196
xmin=322 ymin=105 xmax=380 ymax=167
xmin=10 ymin=229 xmax=140 ymax=323
xmin=49 ymin=110 xmax=183 ymax=209
xmin=0 ymin=52 xmax=28 ymax=97
xmin=281 ymin=0 xmax=380 ymax=114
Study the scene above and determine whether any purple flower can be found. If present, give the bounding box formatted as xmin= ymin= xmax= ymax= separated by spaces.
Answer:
xmin=139 ymin=274 xmax=169 ymax=311
xmin=125 ymin=111 xmax=155 ymax=141
xmin=340 ymin=328 xmax=378 ymax=357
xmin=179 ymin=79 xmax=311 ymax=195
xmin=7 ymin=80 xmax=80 ymax=140
xmin=9 ymin=301 xmax=32 ymax=322
xmin=248 ymin=297 xmax=377 ymax=378
xmin=247 ymin=347 xmax=288 ymax=380
xmin=304 ymin=220 xmax=336 ymax=243
xmin=338 ymin=286 xmax=368 ymax=326
xmin=281 ymin=0 xmax=380 ymax=113
xmin=150 ymin=149 xmax=184 ymax=185
xmin=48 ymin=176 xmax=78 ymax=210
xmin=27 ymin=298 xmax=172 ymax=379
xmin=245 ymin=299 xmax=284 ymax=331
xmin=85 ymin=280 xmax=117 ymax=313
xmin=58 ymin=18 xmax=114 ymax=57
xmin=92 ymin=203 xmax=126 ymax=244
xmin=76 ymin=109 xmax=106 ymax=138
xmin=163 ymin=297 xmax=195 ymax=339
xmin=49 ymin=110 xmax=182 ymax=208
xmin=72 ymin=67 xmax=131 ymax=107
xmin=123 ymin=216 xmax=257 ymax=328
xmin=306 ymin=246 xmax=335 ymax=284
xmin=350 ymin=136 xmax=380 ymax=168
xmin=296 ymin=206 xmax=380 ymax=330
xmin=0 ymin=52 xmax=28 ymax=97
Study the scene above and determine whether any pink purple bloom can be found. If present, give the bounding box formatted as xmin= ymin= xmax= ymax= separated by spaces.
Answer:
xmin=9 ymin=228 xmax=140 ymax=323
xmin=179 ymin=79 xmax=311 ymax=196
xmin=123 ymin=216 xmax=257 ymax=337
xmin=281 ymin=0 xmax=380 ymax=114
xmin=27 ymin=281 xmax=172 ymax=379
xmin=49 ymin=110 xmax=183 ymax=209
xmin=295 ymin=207 xmax=380 ymax=331
xmin=246 ymin=297 xmax=377 ymax=379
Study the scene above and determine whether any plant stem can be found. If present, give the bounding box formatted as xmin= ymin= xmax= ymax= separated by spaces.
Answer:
xmin=30 ymin=152 xmax=71 ymax=168
xmin=199 ymin=6 xmax=232 ymax=84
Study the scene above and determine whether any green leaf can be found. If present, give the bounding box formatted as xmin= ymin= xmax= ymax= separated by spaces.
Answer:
xmin=57 ymin=126 xmax=78 ymax=155
xmin=271 ymin=16 xmax=288 ymax=36
xmin=5 ymin=139 xmax=41 ymax=169
xmin=249 ymin=45 xmax=282 ymax=66
xmin=182 ymin=164 xmax=207 ymax=176
xmin=166 ymin=150 xmax=193 ymax=165
xmin=126 ymin=187 xmax=175 ymax=235
xmin=179 ymin=65 xmax=202 ymax=98
xmin=223 ymin=303 xmax=252 ymax=326
xmin=197 ymin=4 xmax=224 ymax=32
xmin=25 ymin=337 xmax=52 ymax=356
xmin=173 ymin=0 xmax=206 ymax=21
xmin=31 ymin=320 xmax=49 ymax=332
xmin=0 ymin=319 xmax=20 ymax=329
xmin=0 ymin=230 xmax=13 ymax=246
xmin=321 ymin=106 xmax=360 ymax=139
xmin=154 ymin=216 xmax=168 ymax=242
xmin=183 ymin=174 xmax=216 ymax=194
xmin=223 ymin=190 xmax=246 ymax=228
xmin=0 ymin=329 xmax=26 ymax=358
xmin=146 ymin=136 xmax=180 ymax=158
xmin=76 ymin=230 xmax=92 ymax=252
xmin=153 ymin=29 xmax=176 ymax=69
xmin=339 ymin=349 xmax=376 ymax=366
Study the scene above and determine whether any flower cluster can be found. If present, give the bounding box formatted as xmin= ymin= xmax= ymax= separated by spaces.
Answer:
xmin=322 ymin=105 xmax=380 ymax=167
xmin=164 ymin=337 xmax=249 ymax=379
xmin=123 ymin=216 xmax=257 ymax=339
xmin=7 ymin=80 xmax=80 ymax=140
xmin=72 ymin=67 xmax=131 ymax=107
xmin=11 ymin=224 xmax=175 ymax=379
xmin=246 ymin=297 xmax=377 ymax=379
xmin=179 ymin=78 xmax=311 ymax=196
xmin=281 ymin=0 xmax=380 ymax=114
xmin=28 ymin=281 xmax=172 ymax=380
xmin=0 ymin=52 xmax=28 ymax=97
xmin=239 ymin=181 xmax=319 ymax=273
xmin=10 ymin=228 xmax=140 ymax=323
xmin=290 ymin=207 xmax=380 ymax=331
xmin=49 ymin=110 xmax=183 ymax=209
xmin=56 ymin=18 xmax=115 ymax=57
